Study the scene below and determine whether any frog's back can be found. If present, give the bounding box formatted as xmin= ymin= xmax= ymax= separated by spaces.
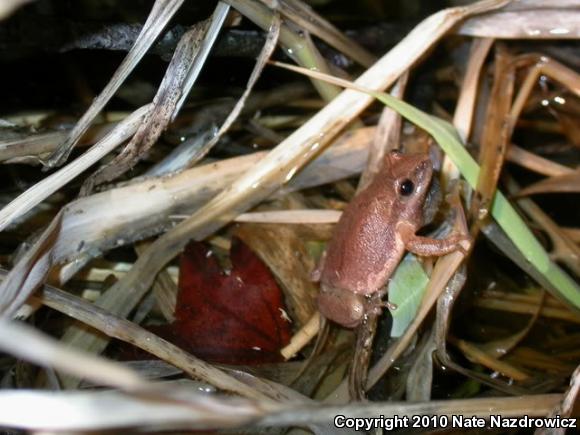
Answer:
xmin=320 ymin=181 xmax=405 ymax=295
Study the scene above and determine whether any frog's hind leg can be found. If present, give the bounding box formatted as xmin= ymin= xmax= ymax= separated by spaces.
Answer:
xmin=348 ymin=293 xmax=382 ymax=401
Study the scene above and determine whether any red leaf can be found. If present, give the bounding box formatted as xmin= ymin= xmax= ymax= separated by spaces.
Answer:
xmin=153 ymin=238 xmax=292 ymax=365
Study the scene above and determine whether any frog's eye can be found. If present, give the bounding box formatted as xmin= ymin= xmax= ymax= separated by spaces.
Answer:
xmin=399 ymin=179 xmax=415 ymax=196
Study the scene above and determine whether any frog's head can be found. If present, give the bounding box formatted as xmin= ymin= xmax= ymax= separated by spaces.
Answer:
xmin=318 ymin=284 xmax=365 ymax=328
xmin=384 ymin=151 xmax=434 ymax=224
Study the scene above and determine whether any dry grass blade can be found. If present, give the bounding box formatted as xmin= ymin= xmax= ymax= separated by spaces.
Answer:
xmin=182 ymin=11 xmax=281 ymax=167
xmin=452 ymin=38 xmax=494 ymax=142
xmin=81 ymin=23 xmax=211 ymax=192
xmin=0 ymin=122 xmax=119 ymax=164
xmin=173 ymin=2 xmax=231 ymax=115
xmin=507 ymin=144 xmax=574 ymax=177
xmin=449 ymin=337 xmax=530 ymax=381
xmin=470 ymin=46 xmax=514 ymax=227
xmin=0 ymin=388 xmax=265 ymax=431
xmin=235 ymin=210 xmax=341 ymax=224
xmin=435 ymin=265 xmax=532 ymax=395
xmin=443 ymin=37 xmax=494 ymax=184
xmin=135 ymin=242 xmax=178 ymax=322
xmin=474 ymin=298 xmax=580 ymax=323
xmin=0 ymin=389 xmax=562 ymax=432
xmin=480 ymin=292 xmax=545 ymax=357
xmin=358 ymin=72 xmax=408 ymax=191
xmin=549 ymin=365 xmax=580 ymax=421
xmin=0 ymin=317 xmax=145 ymax=389
xmin=46 ymin=0 xmax=185 ymax=167
xmin=458 ymin=2 xmax=580 ymax=39
xmin=226 ymin=0 xmax=340 ymax=101
xmin=517 ymin=170 xmax=580 ymax=196
xmin=262 ymin=394 xmax=563 ymax=428
xmin=510 ymin=55 xmax=580 ymax=123
xmin=281 ymin=312 xmax=321 ymax=359
xmin=33 ymin=284 xmax=278 ymax=401
xmin=0 ymin=105 xmax=151 ymax=232
xmin=1 ymin=131 xmax=64 ymax=162
xmin=0 ymin=0 xmax=32 ymax=20
xmin=258 ymin=0 xmax=376 ymax=67
xmin=505 ymin=177 xmax=580 ymax=276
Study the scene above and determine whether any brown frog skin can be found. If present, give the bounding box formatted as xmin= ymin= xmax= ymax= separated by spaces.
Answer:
xmin=315 ymin=151 xmax=468 ymax=328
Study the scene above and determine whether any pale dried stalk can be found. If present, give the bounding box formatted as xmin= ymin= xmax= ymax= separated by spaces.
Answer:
xmin=540 ymin=364 xmax=580 ymax=433
xmin=358 ymin=72 xmax=408 ymax=191
xmin=450 ymin=337 xmax=529 ymax=381
xmin=458 ymin=2 xmax=580 ymax=39
xmin=182 ymin=12 xmax=281 ymax=167
xmin=34 ymin=286 xmax=276 ymax=401
xmin=281 ymin=312 xmax=321 ymax=359
xmin=227 ymin=0 xmax=340 ymax=101
xmin=235 ymin=210 xmax=341 ymax=224
xmin=474 ymin=298 xmax=580 ymax=323
xmin=0 ymin=388 xmax=266 ymax=432
xmin=452 ymin=38 xmax=494 ymax=142
xmin=47 ymin=0 xmax=185 ymax=166
xmin=510 ymin=56 xmax=580 ymax=128
xmin=482 ymin=290 xmax=564 ymax=307
xmin=137 ymin=243 xmax=178 ymax=322
xmin=82 ymin=23 xmax=210 ymax=191
xmin=0 ymin=122 xmax=116 ymax=163
xmin=444 ymin=38 xmax=494 ymax=182
xmin=0 ymin=0 xmax=32 ymax=20
xmin=507 ymin=144 xmax=574 ymax=177
xmin=0 ymin=317 xmax=145 ymax=389
xmin=471 ymin=46 xmax=515 ymax=225
xmin=0 ymin=105 xmax=151 ymax=232
xmin=0 ymin=388 xmax=562 ymax=432
xmin=259 ymin=0 xmax=376 ymax=67
xmin=173 ymin=2 xmax=231 ymax=115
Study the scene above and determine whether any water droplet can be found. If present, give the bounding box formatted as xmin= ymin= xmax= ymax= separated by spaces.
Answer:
xmin=554 ymin=96 xmax=566 ymax=105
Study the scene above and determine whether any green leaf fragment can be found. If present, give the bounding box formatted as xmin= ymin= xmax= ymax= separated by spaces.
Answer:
xmin=388 ymin=254 xmax=429 ymax=337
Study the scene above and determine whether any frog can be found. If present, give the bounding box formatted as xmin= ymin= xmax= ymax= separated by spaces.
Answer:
xmin=313 ymin=151 xmax=470 ymax=328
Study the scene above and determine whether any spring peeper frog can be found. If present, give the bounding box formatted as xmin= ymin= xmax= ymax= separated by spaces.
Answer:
xmin=314 ymin=151 xmax=469 ymax=328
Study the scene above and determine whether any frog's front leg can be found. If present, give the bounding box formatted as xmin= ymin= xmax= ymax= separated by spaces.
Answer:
xmin=397 ymin=221 xmax=471 ymax=257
